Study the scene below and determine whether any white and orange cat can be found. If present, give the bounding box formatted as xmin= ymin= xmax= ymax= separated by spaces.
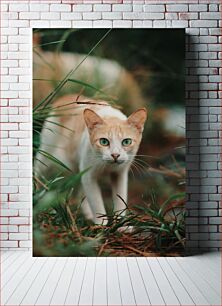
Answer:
xmin=35 ymin=95 xmax=147 ymax=225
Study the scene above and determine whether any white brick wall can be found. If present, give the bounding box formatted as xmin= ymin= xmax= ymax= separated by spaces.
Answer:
xmin=0 ymin=0 xmax=221 ymax=252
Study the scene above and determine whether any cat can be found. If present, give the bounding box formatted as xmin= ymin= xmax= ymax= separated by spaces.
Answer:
xmin=35 ymin=95 xmax=147 ymax=225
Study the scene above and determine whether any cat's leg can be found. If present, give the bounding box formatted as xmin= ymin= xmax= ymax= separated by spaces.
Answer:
xmin=111 ymin=169 xmax=128 ymax=216
xmin=111 ymin=169 xmax=135 ymax=233
xmin=81 ymin=173 xmax=107 ymax=225
xmin=81 ymin=197 xmax=94 ymax=222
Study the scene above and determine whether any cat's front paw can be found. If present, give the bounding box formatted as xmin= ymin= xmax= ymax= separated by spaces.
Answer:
xmin=94 ymin=217 xmax=108 ymax=226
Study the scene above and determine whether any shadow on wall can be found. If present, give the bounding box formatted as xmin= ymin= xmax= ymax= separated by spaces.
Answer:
xmin=185 ymin=34 xmax=201 ymax=255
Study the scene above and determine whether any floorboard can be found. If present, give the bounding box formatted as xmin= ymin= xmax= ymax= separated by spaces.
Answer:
xmin=1 ymin=251 xmax=221 ymax=306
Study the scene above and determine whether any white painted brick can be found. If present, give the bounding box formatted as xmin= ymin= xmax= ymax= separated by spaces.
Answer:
xmin=41 ymin=12 xmax=60 ymax=20
xmin=9 ymin=20 xmax=29 ymax=28
xmin=9 ymin=233 xmax=29 ymax=240
xmin=73 ymin=4 xmax=93 ymax=12
xmin=19 ymin=226 xmax=30 ymax=233
xmin=190 ymin=20 xmax=217 ymax=28
xmin=113 ymin=20 xmax=132 ymax=28
xmin=19 ymin=241 xmax=31 ymax=248
xmin=172 ymin=20 xmax=188 ymax=28
xmin=1 ymin=209 xmax=18 ymax=216
xmin=165 ymin=13 xmax=178 ymax=20
xmin=1 ymin=60 xmax=18 ymax=68
xmin=29 ymin=4 xmax=49 ymax=12
xmin=123 ymin=12 xmax=164 ymax=19
xmin=50 ymin=4 xmax=71 ymax=11
xmin=142 ymin=20 xmax=153 ymax=27
xmin=1 ymin=170 xmax=18 ymax=178
xmin=0 ymin=241 xmax=18 ymax=248
xmin=9 ymin=115 xmax=29 ymax=123
xmin=112 ymin=4 xmax=132 ymax=11
xmin=83 ymin=12 xmax=102 ymax=19
xmin=94 ymin=4 xmax=111 ymax=11
xmin=19 ymin=12 xmax=40 ymax=20
xmin=2 ymin=123 xmax=18 ymax=131
xmin=189 ymin=4 xmax=207 ymax=12
xmin=50 ymin=21 xmax=72 ymax=28
xmin=19 ymin=210 xmax=30 ymax=217
xmin=166 ymin=4 xmax=188 ymax=12
xmin=144 ymin=5 xmax=165 ymax=12
xmin=30 ymin=20 xmax=50 ymax=28
xmin=9 ymin=4 xmax=28 ymax=11
xmin=2 ymin=138 xmax=18 ymax=146
xmin=61 ymin=12 xmax=82 ymax=20
xmin=0 ymin=218 xmax=8 ymax=225
xmin=200 ymin=12 xmax=220 ymax=20
xmin=153 ymin=20 xmax=172 ymax=28
xmin=133 ymin=20 xmax=143 ymax=28
xmin=102 ymin=12 xmax=122 ymax=19
xmin=9 ymin=99 xmax=29 ymax=107
xmin=72 ymin=20 xmax=93 ymax=28
xmin=133 ymin=5 xmax=143 ymax=12
xmin=8 ymin=44 xmax=18 ymax=52
xmin=92 ymin=20 xmax=112 ymax=28
xmin=2 ymin=27 xmax=18 ymax=35
xmin=209 ymin=4 xmax=219 ymax=11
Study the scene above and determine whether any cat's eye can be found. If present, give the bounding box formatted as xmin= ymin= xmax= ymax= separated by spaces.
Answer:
xmin=122 ymin=138 xmax=132 ymax=146
xmin=99 ymin=138 xmax=109 ymax=146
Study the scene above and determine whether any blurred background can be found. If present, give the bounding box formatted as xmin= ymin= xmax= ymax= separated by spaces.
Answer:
xmin=33 ymin=29 xmax=185 ymax=256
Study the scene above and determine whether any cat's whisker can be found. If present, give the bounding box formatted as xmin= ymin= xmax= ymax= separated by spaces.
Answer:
xmin=131 ymin=160 xmax=147 ymax=175
xmin=133 ymin=158 xmax=151 ymax=169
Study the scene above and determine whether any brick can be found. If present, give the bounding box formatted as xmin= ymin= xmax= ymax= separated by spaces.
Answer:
xmin=94 ymin=4 xmax=111 ymax=11
xmin=92 ymin=20 xmax=112 ymax=28
xmin=50 ymin=4 xmax=71 ymax=11
xmin=83 ymin=12 xmax=102 ymax=19
xmin=113 ymin=20 xmax=132 ymax=27
xmin=113 ymin=4 xmax=132 ymax=11
xmin=0 ymin=241 xmax=18 ymax=248
xmin=167 ymin=5 xmax=188 ymax=12
xmin=189 ymin=4 xmax=207 ymax=12
xmin=73 ymin=20 xmax=93 ymax=28
xmin=73 ymin=4 xmax=92 ymax=12
xmin=61 ymin=12 xmax=82 ymax=20
xmin=190 ymin=20 xmax=217 ymax=28
xmin=29 ymin=4 xmax=49 ymax=11
xmin=102 ymin=12 xmax=122 ymax=19
xmin=123 ymin=12 xmax=164 ymax=19
xmin=200 ymin=12 xmax=221 ymax=20
xmin=144 ymin=5 xmax=165 ymax=12
xmin=9 ymin=233 xmax=29 ymax=240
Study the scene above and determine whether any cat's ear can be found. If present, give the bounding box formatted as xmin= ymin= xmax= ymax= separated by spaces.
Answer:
xmin=83 ymin=109 xmax=104 ymax=131
xmin=127 ymin=108 xmax=147 ymax=132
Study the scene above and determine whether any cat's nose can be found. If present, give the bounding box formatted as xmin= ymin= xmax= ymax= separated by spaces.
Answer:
xmin=111 ymin=153 xmax=120 ymax=162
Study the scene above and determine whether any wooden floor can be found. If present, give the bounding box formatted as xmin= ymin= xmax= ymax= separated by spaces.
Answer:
xmin=1 ymin=251 xmax=221 ymax=306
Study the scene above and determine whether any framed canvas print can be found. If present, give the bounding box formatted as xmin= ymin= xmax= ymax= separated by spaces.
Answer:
xmin=33 ymin=29 xmax=185 ymax=257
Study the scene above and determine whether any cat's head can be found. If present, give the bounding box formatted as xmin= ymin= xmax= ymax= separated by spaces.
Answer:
xmin=83 ymin=108 xmax=147 ymax=165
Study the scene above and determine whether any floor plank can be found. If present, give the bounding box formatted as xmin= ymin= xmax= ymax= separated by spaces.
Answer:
xmin=5 ymin=257 xmax=46 ymax=305
xmin=93 ymin=258 xmax=107 ymax=306
xmin=117 ymin=257 xmax=136 ymax=305
xmin=2 ymin=257 xmax=37 ymax=305
xmin=78 ymin=257 xmax=96 ymax=305
xmin=167 ymin=257 xmax=210 ymax=305
xmin=64 ymin=257 xmax=87 ymax=306
xmin=157 ymin=257 xmax=195 ymax=305
xmin=176 ymin=257 xmax=221 ymax=305
xmin=147 ymin=258 xmax=180 ymax=305
xmin=107 ymin=257 xmax=122 ymax=306
xmin=35 ymin=258 xmax=67 ymax=305
xmin=50 ymin=258 xmax=77 ymax=305
xmin=137 ymin=258 xmax=165 ymax=305
xmin=21 ymin=258 xmax=56 ymax=305
xmin=127 ymin=258 xmax=150 ymax=305
xmin=1 ymin=252 xmax=30 ymax=289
